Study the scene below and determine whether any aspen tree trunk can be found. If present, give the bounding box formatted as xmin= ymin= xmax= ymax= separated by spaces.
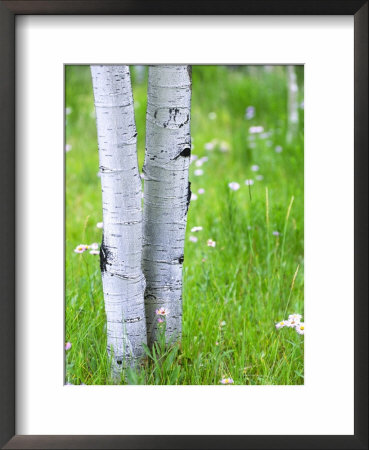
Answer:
xmin=287 ymin=65 xmax=299 ymax=144
xmin=91 ymin=65 xmax=147 ymax=377
xmin=142 ymin=65 xmax=192 ymax=347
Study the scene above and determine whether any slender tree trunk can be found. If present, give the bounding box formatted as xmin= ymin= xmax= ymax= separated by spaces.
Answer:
xmin=91 ymin=65 xmax=147 ymax=376
xmin=142 ymin=65 xmax=192 ymax=347
xmin=287 ymin=65 xmax=299 ymax=144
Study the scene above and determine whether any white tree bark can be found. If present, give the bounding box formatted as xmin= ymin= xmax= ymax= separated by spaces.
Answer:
xmin=287 ymin=65 xmax=299 ymax=144
xmin=91 ymin=65 xmax=147 ymax=376
xmin=142 ymin=65 xmax=192 ymax=347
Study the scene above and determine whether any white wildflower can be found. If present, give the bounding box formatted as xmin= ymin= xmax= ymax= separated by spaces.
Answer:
xmin=295 ymin=323 xmax=305 ymax=335
xmin=228 ymin=182 xmax=240 ymax=191
xmin=191 ymin=226 xmax=203 ymax=233
xmin=249 ymin=126 xmax=264 ymax=134
xmin=288 ymin=314 xmax=302 ymax=326
xmin=204 ymin=142 xmax=215 ymax=151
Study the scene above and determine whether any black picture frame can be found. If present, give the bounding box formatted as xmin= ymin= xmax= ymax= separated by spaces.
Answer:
xmin=0 ymin=1 xmax=367 ymax=449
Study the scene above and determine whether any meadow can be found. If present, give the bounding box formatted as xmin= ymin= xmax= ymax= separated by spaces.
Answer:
xmin=65 ymin=65 xmax=304 ymax=385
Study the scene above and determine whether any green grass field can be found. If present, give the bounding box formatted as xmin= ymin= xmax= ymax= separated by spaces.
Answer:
xmin=65 ymin=65 xmax=304 ymax=385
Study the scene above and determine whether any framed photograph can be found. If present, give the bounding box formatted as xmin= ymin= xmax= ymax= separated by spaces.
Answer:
xmin=1 ymin=1 xmax=367 ymax=449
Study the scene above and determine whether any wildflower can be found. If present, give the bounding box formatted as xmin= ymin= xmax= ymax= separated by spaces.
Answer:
xmin=194 ymin=169 xmax=204 ymax=176
xmin=251 ymin=165 xmax=259 ymax=172
xmin=204 ymin=142 xmax=215 ymax=151
xmin=220 ymin=377 xmax=234 ymax=385
xmin=156 ymin=307 xmax=169 ymax=316
xmin=89 ymin=243 xmax=99 ymax=250
xmin=288 ymin=314 xmax=302 ymax=325
xmin=96 ymin=222 xmax=103 ymax=229
xmin=198 ymin=188 xmax=205 ymax=194
xmin=65 ymin=107 xmax=72 ymax=115
xmin=295 ymin=323 xmax=305 ymax=335
xmin=276 ymin=314 xmax=303 ymax=331
xmin=208 ymin=112 xmax=217 ymax=120
xmin=89 ymin=250 xmax=99 ymax=255
xmin=191 ymin=226 xmax=203 ymax=233
xmin=275 ymin=145 xmax=283 ymax=153
xmin=275 ymin=320 xmax=288 ymax=329
xmin=228 ymin=182 xmax=240 ymax=191
xmin=272 ymin=231 xmax=280 ymax=236
xmin=245 ymin=106 xmax=255 ymax=120
xmin=65 ymin=342 xmax=72 ymax=351
xmin=65 ymin=144 xmax=72 ymax=152
xmin=215 ymin=341 xmax=219 ymax=346
xmin=191 ymin=193 xmax=198 ymax=201
xmin=256 ymin=175 xmax=264 ymax=181
xmin=195 ymin=159 xmax=204 ymax=167
xmin=190 ymin=154 xmax=198 ymax=164
xmin=207 ymin=239 xmax=216 ymax=248
xmin=249 ymin=126 xmax=264 ymax=134
xmin=300 ymin=101 xmax=304 ymax=109
xmin=74 ymin=244 xmax=88 ymax=254
xmin=245 ymin=179 xmax=254 ymax=186
xmin=157 ymin=317 xmax=164 ymax=323
xmin=189 ymin=236 xmax=198 ymax=243
xmin=220 ymin=320 xmax=226 ymax=327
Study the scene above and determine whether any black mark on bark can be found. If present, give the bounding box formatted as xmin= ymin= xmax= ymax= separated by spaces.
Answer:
xmin=187 ymin=65 xmax=192 ymax=92
xmin=185 ymin=181 xmax=191 ymax=215
xmin=180 ymin=147 xmax=191 ymax=157
xmin=100 ymin=234 xmax=112 ymax=273
xmin=187 ymin=65 xmax=192 ymax=80
xmin=125 ymin=317 xmax=141 ymax=323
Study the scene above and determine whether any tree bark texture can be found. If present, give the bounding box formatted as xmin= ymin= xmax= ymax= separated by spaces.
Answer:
xmin=91 ymin=65 xmax=147 ymax=375
xmin=142 ymin=65 xmax=192 ymax=347
xmin=287 ymin=65 xmax=299 ymax=144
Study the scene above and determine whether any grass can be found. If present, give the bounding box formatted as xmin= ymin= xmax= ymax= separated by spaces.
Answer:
xmin=65 ymin=65 xmax=304 ymax=385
